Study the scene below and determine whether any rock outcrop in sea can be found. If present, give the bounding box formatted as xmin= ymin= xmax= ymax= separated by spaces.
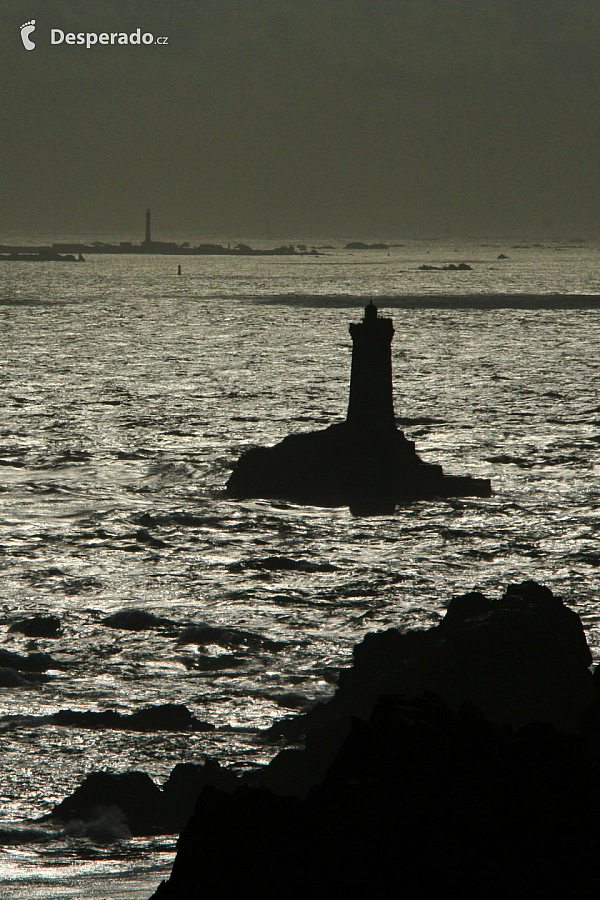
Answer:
xmin=46 ymin=760 xmax=242 ymax=838
xmin=226 ymin=302 xmax=491 ymax=513
xmin=149 ymin=582 xmax=600 ymax=899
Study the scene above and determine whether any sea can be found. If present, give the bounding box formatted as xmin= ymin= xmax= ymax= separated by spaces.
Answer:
xmin=0 ymin=236 xmax=599 ymax=898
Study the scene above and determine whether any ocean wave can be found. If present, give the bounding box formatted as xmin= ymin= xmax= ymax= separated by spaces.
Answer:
xmin=132 ymin=511 xmax=222 ymax=529
xmin=102 ymin=609 xmax=173 ymax=631
xmin=63 ymin=808 xmax=132 ymax=843
xmin=0 ymin=825 xmax=53 ymax=844
xmin=178 ymin=653 xmax=246 ymax=671
xmin=0 ymin=668 xmax=50 ymax=687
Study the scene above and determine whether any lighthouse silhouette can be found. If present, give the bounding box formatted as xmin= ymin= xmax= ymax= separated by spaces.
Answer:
xmin=347 ymin=301 xmax=396 ymax=431
xmin=226 ymin=305 xmax=491 ymax=512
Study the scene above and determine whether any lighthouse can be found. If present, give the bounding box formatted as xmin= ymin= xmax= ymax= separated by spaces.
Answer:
xmin=226 ymin=305 xmax=492 ymax=509
xmin=347 ymin=301 xmax=396 ymax=431
xmin=143 ymin=208 xmax=152 ymax=247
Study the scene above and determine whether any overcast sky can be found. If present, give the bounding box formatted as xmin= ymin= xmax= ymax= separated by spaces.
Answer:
xmin=1 ymin=0 xmax=599 ymax=238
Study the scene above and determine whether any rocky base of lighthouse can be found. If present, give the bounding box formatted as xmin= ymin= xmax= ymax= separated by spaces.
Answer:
xmin=226 ymin=421 xmax=491 ymax=514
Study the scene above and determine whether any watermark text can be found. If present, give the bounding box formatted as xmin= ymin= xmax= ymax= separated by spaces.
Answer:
xmin=51 ymin=28 xmax=168 ymax=48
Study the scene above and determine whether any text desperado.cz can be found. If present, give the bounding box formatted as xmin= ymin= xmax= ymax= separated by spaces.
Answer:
xmin=51 ymin=29 xmax=168 ymax=47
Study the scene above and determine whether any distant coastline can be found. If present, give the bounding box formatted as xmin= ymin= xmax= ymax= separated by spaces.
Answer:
xmin=0 ymin=251 xmax=85 ymax=263
xmin=0 ymin=208 xmax=318 ymax=258
xmin=0 ymin=241 xmax=317 ymax=258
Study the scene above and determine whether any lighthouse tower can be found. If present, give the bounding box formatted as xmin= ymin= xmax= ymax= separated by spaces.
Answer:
xmin=346 ymin=301 xmax=396 ymax=431
xmin=143 ymin=209 xmax=152 ymax=247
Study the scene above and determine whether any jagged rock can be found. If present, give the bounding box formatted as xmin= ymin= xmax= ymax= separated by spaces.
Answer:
xmin=256 ymin=581 xmax=597 ymax=800
xmin=340 ymin=580 xmax=595 ymax=730
xmin=37 ymin=576 xmax=600 ymax=898
xmin=247 ymin=714 xmax=353 ymax=798
xmin=148 ymin=582 xmax=600 ymax=899
xmin=271 ymin=581 xmax=596 ymax=747
xmin=47 ymin=771 xmax=165 ymax=836
xmin=227 ymin=421 xmax=487 ymax=511
xmin=149 ymin=693 xmax=600 ymax=900
xmin=161 ymin=761 xmax=241 ymax=829
xmin=45 ymin=760 xmax=242 ymax=837
xmin=43 ymin=577 xmax=600 ymax=898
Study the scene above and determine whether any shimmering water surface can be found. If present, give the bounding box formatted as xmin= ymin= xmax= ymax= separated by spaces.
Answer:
xmin=1 ymin=240 xmax=600 ymax=897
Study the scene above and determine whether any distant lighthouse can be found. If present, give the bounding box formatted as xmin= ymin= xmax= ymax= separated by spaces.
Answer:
xmin=144 ymin=208 xmax=151 ymax=246
xmin=346 ymin=301 xmax=396 ymax=431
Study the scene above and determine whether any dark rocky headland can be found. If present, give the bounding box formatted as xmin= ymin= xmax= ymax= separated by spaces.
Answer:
xmin=226 ymin=303 xmax=491 ymax=513
xmin=147 ymin=581 xmax=600 ymax=899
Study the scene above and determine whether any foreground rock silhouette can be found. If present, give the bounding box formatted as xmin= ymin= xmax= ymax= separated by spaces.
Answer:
xmin=227 ymin=303 xmax=490 ymax=513
xmin=150 ymin=582 xmax=600 ymax=899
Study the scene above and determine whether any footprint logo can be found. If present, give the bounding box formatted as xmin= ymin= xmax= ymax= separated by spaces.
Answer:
xmin=20 ymin=20 xmax=36 ymax=51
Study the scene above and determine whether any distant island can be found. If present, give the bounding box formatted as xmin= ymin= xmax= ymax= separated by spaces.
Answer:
xmin=419 ymin=262 xmax=473 ymax=271
xmin=0 ymin=251 xmax=85 ymax=263
xmin=345 ymin=241 xmax=389 ymax=250
xmin=0 ymin=210 xmax=318 ymax=259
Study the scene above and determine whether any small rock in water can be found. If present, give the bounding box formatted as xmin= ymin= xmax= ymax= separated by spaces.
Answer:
xmin=102 ymin=609 xmax=172 ymax=630
xmin=48 ymin=771 xmax=164 ymax=837
xmin=135 ymin=528 xmax=168 ymax=548
xmin=0 ymin=648 xmax=58 ymax=672
xmin=9 ymin=615 xmax=61 ymax=638
xmin=50 ymin=703 xmax=214 ymax=732
xmin=177 ymin=623 xmax=285 ymax=651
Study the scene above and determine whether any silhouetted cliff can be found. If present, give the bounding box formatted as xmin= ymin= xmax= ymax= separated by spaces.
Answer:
xmin=150 ymin=582 xmax=600 ymax=900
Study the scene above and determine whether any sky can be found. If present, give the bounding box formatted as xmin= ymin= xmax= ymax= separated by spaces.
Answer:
xmin=1 ymin=0 xmax=599 ymax=239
